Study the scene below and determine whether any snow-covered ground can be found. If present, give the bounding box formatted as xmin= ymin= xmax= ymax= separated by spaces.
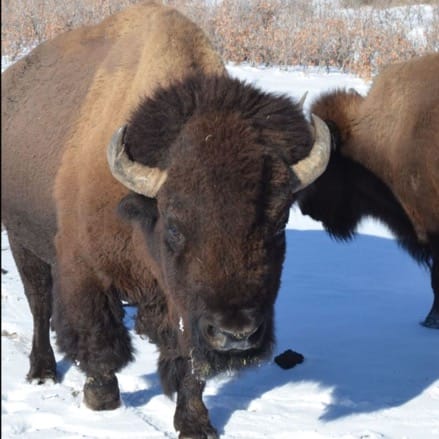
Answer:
xmin=2 ymin=63 xmax=438 ymax=438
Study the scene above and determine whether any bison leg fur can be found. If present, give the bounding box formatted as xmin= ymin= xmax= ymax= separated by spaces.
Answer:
xmin=423 ymin=239 xmax=439 ymax=329
xmin=8 ymin=236 xmax=57 ymax=383
xmin=52 ymin=272 xmax=134 ymax=409
xmin=159 ymin=356 xmax=218 ymax=439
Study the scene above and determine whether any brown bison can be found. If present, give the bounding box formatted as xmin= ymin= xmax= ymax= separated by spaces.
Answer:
xmin=297 ymin=53 xmax=439 ymax=329
xmin=1 ymin=2 xmax=331 ymax=437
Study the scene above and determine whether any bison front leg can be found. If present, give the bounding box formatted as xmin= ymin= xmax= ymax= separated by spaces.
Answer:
xmin=159 ymin=356 xmax=217 ymax=439
xmin=175 ymin=365 xmax=218 ymax=439
xmin=52 ymin=263 xmax=134 ymax=410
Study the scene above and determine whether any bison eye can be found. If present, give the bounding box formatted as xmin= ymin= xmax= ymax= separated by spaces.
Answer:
xmin=165 ymin=222 xmax=185 ymax=252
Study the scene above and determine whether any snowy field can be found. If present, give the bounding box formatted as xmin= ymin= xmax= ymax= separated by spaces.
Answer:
xmin=2 ymin=63 xmax=438 ymax=438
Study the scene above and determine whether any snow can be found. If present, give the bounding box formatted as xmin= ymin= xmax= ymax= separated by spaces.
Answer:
xmin=2 ymin=63 xmax=438 ymax=439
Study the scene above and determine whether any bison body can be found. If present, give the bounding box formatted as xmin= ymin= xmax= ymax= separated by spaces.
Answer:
xmin=297 ymin=53 xmax=439 ymax=328
xmin=1 ymin=2 xmax=330 ymax=436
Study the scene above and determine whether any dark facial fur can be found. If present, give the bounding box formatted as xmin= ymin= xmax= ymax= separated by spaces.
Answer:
xmin=118 ymin=73 xmax=312 ymax=381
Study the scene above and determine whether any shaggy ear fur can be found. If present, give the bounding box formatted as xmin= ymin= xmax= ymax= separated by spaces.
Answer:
xmin=117 ymin=193 xmax=158 ymax=227
xmin=310 ymin=89 xmax=364 ymax=147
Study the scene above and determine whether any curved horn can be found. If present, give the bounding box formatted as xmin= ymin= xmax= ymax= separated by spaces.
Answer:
xmin=107 ymin=125 xmax=168 ymax=197
xmin=298 ymin=91 xmax=308 ymax=109
xmin=291 ymin=114 xmax=331 ymax=193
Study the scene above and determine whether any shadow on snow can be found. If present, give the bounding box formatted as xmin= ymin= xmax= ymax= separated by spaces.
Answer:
xmin=55 ymin=230 xmax=438 ymax=433
xmin=205 ymin=230 xmax=438 ymax=432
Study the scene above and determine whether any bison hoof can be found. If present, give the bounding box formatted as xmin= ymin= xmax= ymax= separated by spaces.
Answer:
xmin=83 ymin=374 xmax=121 ymax=410
xmin=176 ymin=417 xmax=218 ymax=439
xmin=421 ymin=311 xmax=439 ymax=329
xmin=27 ymin=369 xmax=57 ymax=384
xmin=179 ymin=429 xmax=218 ymax=439
xmin=27 ymin=357 xmax=57 ymax=384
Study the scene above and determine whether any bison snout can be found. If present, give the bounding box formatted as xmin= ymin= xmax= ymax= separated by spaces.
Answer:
xmin=198 ymin=314 xmax=265 ymax=352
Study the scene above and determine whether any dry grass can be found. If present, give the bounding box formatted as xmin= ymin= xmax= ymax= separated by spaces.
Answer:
xmin=2 ymin=0 xmax=438 ymax=78
xmin=340 ymin=0 xmax=438 ymax=8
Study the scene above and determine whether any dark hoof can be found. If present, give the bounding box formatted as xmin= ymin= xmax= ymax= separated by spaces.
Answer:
xmin=178 ymin=428 xmax=218 ymax=439
xmin=27 ymin=357 xmax=57 ymax=384
xmin=175 ymin=415 xmax=218 ymax=439
xmin=421 ymin=311 xmax=439 ymax=329
xmin=83 ymin=374 xmax=121 ymax=410
xmin=26 ymin=369 xmax=57 ymax=384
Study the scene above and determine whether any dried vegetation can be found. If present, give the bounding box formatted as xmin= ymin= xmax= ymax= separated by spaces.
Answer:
xmin=1 ymin=0 xmax=438 ymax=77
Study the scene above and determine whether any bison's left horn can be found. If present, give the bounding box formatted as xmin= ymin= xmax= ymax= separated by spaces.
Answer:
xmin=107 ymin=125 xmax=168 ymax=197
xmin=291 ymin=114 xmax=331 ymax=192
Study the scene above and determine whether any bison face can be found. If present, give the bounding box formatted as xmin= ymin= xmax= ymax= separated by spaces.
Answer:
xmin=116 ymin=118 xmax=294 ymax=371
xmin=118 ymin=190 xmax=287 ymax=373
xmin=107 ymin=74 xmax=331 ymax=373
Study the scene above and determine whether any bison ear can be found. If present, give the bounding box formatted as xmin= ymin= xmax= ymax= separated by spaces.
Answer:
xmin=117 ymin=193 xmax=158 ymax=226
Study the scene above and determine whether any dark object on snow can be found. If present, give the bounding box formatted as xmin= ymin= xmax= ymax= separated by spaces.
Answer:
xmin=274 ymin=349 xmax=304 ymax=369
xmin=1 ymin=268 xmax=8 ymax=274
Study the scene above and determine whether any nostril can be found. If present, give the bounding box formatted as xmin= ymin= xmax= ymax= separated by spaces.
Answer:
xmin=199 ymin=318 xmax=226 ymax=346
xmin=206 ymin=324 xmax=217 ymax=339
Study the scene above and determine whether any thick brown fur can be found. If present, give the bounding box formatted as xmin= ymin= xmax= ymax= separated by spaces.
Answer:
xmin=1 ymin=2 xmax=314 ymax=437
xmin=298 ymin=53 xmax=439 ymax=328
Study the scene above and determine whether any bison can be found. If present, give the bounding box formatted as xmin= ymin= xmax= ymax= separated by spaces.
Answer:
xmin=297 ymin=53 xmax=439 ymax=329
xmin=1 ymin=2 xmax=331 ymax=437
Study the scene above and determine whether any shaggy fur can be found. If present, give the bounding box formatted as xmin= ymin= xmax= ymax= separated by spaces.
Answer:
xmin=125 ymin=73 xmax=311 ymax=168
xmin=297 ymin=54 xmax=439 ymax=328
xmin=1 ymin=2 xmax=315 ymax=437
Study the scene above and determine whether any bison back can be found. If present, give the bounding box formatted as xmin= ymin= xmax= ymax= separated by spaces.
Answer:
xmin=1 ymin=1 xmax=224 ymax=264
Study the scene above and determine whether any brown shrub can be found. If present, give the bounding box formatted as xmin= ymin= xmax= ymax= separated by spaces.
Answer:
xmin=1 ymin=0 xmax=438 ymax=78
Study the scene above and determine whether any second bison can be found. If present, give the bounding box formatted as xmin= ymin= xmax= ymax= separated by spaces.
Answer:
xmin=298 ymin=54 xmax=439 ymax=328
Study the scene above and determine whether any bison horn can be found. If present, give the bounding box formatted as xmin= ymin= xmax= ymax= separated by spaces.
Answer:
xmin=298 ymin=91 xmax=308 ymax=109
xmin=107 ymin=125 xmax=168 ymax=197
xmin=291 ymin=114 xmax=331 ymax=192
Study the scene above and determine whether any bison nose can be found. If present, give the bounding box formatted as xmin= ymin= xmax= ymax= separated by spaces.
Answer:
xmin=198 ymin=316 xmax=264 ymax=352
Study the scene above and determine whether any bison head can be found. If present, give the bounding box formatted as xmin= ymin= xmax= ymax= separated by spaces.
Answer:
xmin=107 ymin=75 xmax=330 ymax=375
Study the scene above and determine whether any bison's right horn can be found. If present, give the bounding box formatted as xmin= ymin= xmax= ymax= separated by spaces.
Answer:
xmin=107 ymin=125 xmax=168 ymax=197
xmin=290 ymin=114 xmax=331 ymax=192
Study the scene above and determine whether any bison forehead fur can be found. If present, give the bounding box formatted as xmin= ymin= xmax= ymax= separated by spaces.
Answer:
xmin=125 ymin=73 xmax=312 ymax=168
